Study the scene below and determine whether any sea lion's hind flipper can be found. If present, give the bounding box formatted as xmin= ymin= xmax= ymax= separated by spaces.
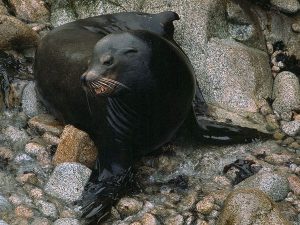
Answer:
xmin=79 ymin=167 xmax=135 ymax=224
xmin=155 ymin=11 xmax=180 ymax=39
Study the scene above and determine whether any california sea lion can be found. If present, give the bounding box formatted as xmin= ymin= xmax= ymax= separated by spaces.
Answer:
xmin=34 ymin=11 xmax=195 ymax=224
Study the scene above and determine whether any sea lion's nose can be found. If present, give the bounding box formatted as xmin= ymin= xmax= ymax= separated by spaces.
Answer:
xmin=81 ymin=71 xmax=99 ymax=84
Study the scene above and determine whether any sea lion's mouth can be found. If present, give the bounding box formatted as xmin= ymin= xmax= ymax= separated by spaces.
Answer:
xmin=85 ymin=77 xmax=130 ymax=96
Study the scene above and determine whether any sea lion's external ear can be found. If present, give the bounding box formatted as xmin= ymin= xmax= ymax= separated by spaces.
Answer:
xmin=155 ymin=11 xmax=180 ymax=39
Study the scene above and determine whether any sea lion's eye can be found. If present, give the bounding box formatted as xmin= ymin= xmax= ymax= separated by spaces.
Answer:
xmin=123 ymin=48 xmax=138 ymax=55
xmin=101 ymin=55 xmax=114 ymax=66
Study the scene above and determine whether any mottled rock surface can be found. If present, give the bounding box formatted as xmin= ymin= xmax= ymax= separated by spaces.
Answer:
xmin=53 ymin=125 xmax=97 ymax=168
xmin=217 ymin=189 xmax=291 ymax=225
xmin=44 ymin=163 xmax=91 ymax=203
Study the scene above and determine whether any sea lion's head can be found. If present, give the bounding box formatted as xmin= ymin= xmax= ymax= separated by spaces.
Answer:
xmin=81 ymin=32 xmax=152 ymax=97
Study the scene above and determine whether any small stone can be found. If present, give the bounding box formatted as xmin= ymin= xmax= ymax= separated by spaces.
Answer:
xmin=272 ymin=71 xmax=300 ymax=115
xmin=0 ymin=195 xmax=12 ymax=212
xmin=164 ymin=214 xmax=184 ymax=225
xmin=36 ymin=200 xmax=58 ymax=218
xmin=235 ymin=171 xmax=290 ymax=201
xmin=266 ymin=42 xmax=274 ymax=55
xmin=0 ymin=147 xmax=14 ymax=160
xmin=294 ymin=113 xmax=300 ymax=121
xmin=42 ymin=132 xmax=60 ymax=145
xmin=196 ymin=220 xmax=209 ymax=225
xmin=273 ymin=130 xmax=286 ymax=140
xmin=53 ymin=218 xmax=80 ymax=225
xmin=281 ymin=111 xmax=293 ymax=121
xmin=196 ymin=196 xmax=214 ymax=215
xmin=289 ymin=142 xmax=300 ymax=149
xmin=25 ymin=142 xmax=47 ymax=156
xmin=44 ymin=163 xmax=91 ymax=203
xmin=116 ymin=197 xmax=143 ymax=216
xmin=0 ymin=220 xmax=9 ymax=225
xmin=14 ymin=153 xmax=34 ymax=164
xmin=16 ymin=172 xmax=38 ymax=185
xmin=31 ymin=217 xmax=51 ymax=225
xmin=28 ymin=114 xmax=63 ymax=136
xmin=292 ymin=23 xmax=300 ymax=33
xmin=270 ymin=0 xmax=300 ymax=14
xmin=265 ymin=153 xmax=292 ymax=165
xmin=53 ymin=125 xmax=97 ymax=168
xmin=272 ymin=65 xmax=280 ymax=72
xmin=282 ymin=137 xmax=295 ymax=146
xmin=288 ymin=175 xmax=300 ymax=195
xmin=179 ymin=191 xmax=198 ymax=211
xmin=29 ymin=188 xmax=43 ymax=199
xmin=140 ymin=213 xmax=158 ymax=225
xmin=22 ymin=82 xmax=45 ymax=118
xmin=15 ymin=205 xmax=34 ymax=219
xmin=131 ymin=222 xmax=142 ymax=225
xmin=281 ymin=121 xmax=300 ymax=136
xmin=2 ymin=125 xmax=29 ymax=150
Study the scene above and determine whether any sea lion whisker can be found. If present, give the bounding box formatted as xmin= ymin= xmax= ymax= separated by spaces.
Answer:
xmin=95 ymin=80 xmax=115 ymax=89
xmin=100 ymin=78 xmax=129 ymax=90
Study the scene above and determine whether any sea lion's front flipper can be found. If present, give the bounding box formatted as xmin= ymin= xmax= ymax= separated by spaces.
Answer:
xmin=154 ymin=11 xmax=180 ymax=39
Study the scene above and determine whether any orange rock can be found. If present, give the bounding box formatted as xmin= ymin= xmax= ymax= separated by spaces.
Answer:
xmin=53 ymin=125 xmax=98 ymax=168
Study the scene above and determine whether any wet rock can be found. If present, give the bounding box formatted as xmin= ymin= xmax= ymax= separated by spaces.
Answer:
xmin=0 ymin=15 xmax=39 ymax=50
xmin=2 ymin=125 xmax=29 ymax=150
xmin=235 ymin=171 xmax=290 ymax=201
xmin=179 ymin=191 xmax=197 ymax=211
xmin=292 ymin=23 xmax=300 ymax=33
xmin=53 ymin=218 xmax=80 ymax=225
xmin=7 ymin=0 xmax=50 ymax=22
xmin=42 ymin=132 xmax=60 ymax=145
xmin=22 ymin=81 xmax=45 ymax=118
xmin=165 ymin=214 xmax=184 ymax=225
xmin=53 ymin=125 xmax=97 ymax=168
xmin=44 ymin=162 xmax=91 ymax=203
xmin=0 ymin=0 xmax=8 ymax=15
xmin=15 ymin=205 xmax=34 ymax=219
xmin=36 ymin=200 xmax=58 ymax=218
xmin=0 ymin=195 xmax=12 ymax=212
xmin=28 ymin=114 xmax=63 ymax=136
xmin=196 ymin=196 xmax=214 ymax=215
xmin=14 ymin=153 xmax=33 ymax=164
xmin=288 ymin=175 xmax=300 ymax=195
xmin=31 ymin=217 xmax=51 ymax=225
xmin=0 ymin=146 xmax=14 ymax=160
xmin=226 ymin=1 xmax=251 ymax=25
xmin=0 ymin=220 xmax=9 ymax=225
xmin=272 ymin=71 xmax=300 ymax=115
xmin=270 ymin=0 xmax=300 ymax=14
xmin=6 ymin=80 xmax=28 ymax=109
xmin=25 ymin=142 xmax=47 ymax=157
xmin=217 ymin=189 xmax=291 ymax=225
xmin=281 ymin=121 xmax=300 ymax=137
xmin=50 ymin=7 xmax=77 ymax=27
xmin=116 ymin=197 xmax=143 ymax=216
xmin=140 ymin=213 xmax=159 ymax=225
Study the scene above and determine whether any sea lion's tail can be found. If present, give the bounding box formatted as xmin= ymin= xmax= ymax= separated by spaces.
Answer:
xmin=79 ymin=167 xmax=134 ymax=225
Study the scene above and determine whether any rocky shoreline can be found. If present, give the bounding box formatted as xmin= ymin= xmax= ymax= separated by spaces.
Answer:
xmin=1 ymin=0 xmax=300 ymax=224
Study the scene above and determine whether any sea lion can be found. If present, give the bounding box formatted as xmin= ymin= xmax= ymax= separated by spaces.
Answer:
xmin=34 ymin=11 xmax=195 ymax=224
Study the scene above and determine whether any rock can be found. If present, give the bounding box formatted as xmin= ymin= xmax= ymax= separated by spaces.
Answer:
xmin=44 ymin=163 xmax=91 ymax=203
xmin=31 ymin=217 xmax=51 ymax=225
xmin=53 ymin=125 xmax=97 ymax=168
xmin=28 ymin=114 xmax=63 ymax=136
xmin=288 ymin=175 xmax=300 ymax=195
xmin=281 ymin=121 xmax=300 ymax=137
xmin=235 ymin=172 xmax=290 ymax=201
xmin=2 ymin=125 xmax=30 ymax=150
xmin=0 ymin=0 xmax=8 ymax=15
xmin=6 ymin=80 xmax=28 ymax=109
xmin=270 ymin=0 xmax=300 ymax=14
xmin=42 ymin=132 xmax=60 ymax=145
xmin=14 ymin=153 xmax=34 ymax=164
xmin=226 ymin=1 xmax=251 ymax=25
xmin=116 ymin=197 xmax=143 ymax=216
xmin=0 ymin=15 xmax=39 ymax=50
xmin=16 ymin=172 xmax=38 ymax=185
xmin=196 ymin=196 xmax=214 ymax=215
xmin=50 ymin=7 xmax=77 ymax=27
xmin=36 ymin=200 xmax=58 ymax=218
xmin=292 ymin=23 xmax=300 ymax=33
xmin=0 ymin=195 xmax=12 ymax=212
xmin=272 ymin=72 xmax=300 ymax=115
xmin=7 ymin=0 xmax=50 ymax=22
xmin=15 ymin=205 xmax=34 ymax=219
xmin=204 ymin=38 xmax=272 ymax=113
xmin=179 ymin=191 xmax=198 ymax=211
xmin=216 ymin=189 xmax=291 ymax=225
xmin=164 ymin=214 xmax=184 ymax=225
xmin=0 ymin=146 xmax=14 ymax=160
xmin=25 ymin=142 xmax=47 ymax=157
xmin=140 ymin=213 xmax=159 ymax=225
xmin=22 ymin=81 xmax=45 ymax=118
xmin=0 ymin=220 xmax=9 ymax=225
xmin=53 ymin=218 xmax=80 ymax=225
